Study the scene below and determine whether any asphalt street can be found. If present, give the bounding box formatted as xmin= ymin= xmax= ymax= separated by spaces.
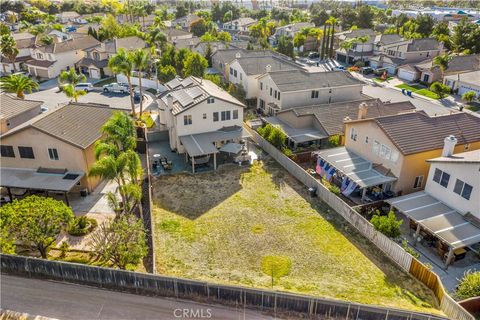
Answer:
xmin=0 ymin=275 xmax=276 ymax=320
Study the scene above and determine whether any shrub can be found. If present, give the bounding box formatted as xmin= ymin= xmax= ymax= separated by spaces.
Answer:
xmin=402 ymin=240 xmax=420 ymax=259
xmin=370 ymin=211 xmax=402 ymax=238
xmin=261 ymin=255 xmax=292 ymax=287
xmin=462 ymin=91 xmax=477 ymax=104
xmin=429 ymin=82 xmax=450 ymax=99
xmin=258 ymin=124 xmax=286 ymax=148
xmin=328 ymin=184 xmax=341 ymax=195
xmin=328 ymin=135 xmax=340 ymax=147
xmin=68 ymin=216 xmax=98 ymax=236
xmin=456 ymin=271 xmax=480 ymax=300
xmin=281 ymin=147 xmax=295 ymax=159
xmin=59 ymin=241 xmax=70 ymax=258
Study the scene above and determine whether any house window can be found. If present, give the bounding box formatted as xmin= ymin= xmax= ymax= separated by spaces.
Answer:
xmin=453 ymin=179 xmax=473 ymax=200
xmin=48 ymin=148 xmax=59 ymax=160
xmin=433 ymin=168 xmax=450 ymax=188
xmin=213 ymin=112 xmax=219 ymax=122
xmin=36 ymin=53 xmax=44 ymax=59
xmin=365 ymin=136 xmax=369 ymax=144
xmin=18 ymin=146 xmax=34 ymax=159
xmin=270 ymin=88 xmax=273 ymax=96
xmin=93 ymin=52 xmax=100 ymax=61
xmin=260 ymin=82 xmax=263 ymax=90
xmin=221 ymin=111 xmax=231 ymax=121
xmin=390 ymin=150 xmax=399 ymax=163
xmin=183 ymin=115 xmax=192 ymax=125
xmin=240 ymin=73 xmax=242 ymax=80
xmin=277 ymin=92 xmax=280 ymax=100
xmin=0 ymin=145 xmax=15 ymax=157
xmin=274 ymin=90 xmax=277 ymax=99
xmin=203 ymin=113 xmax=207 ymax=119
xmin=259 ymin=99 xmax=265 ymax=109
xmin=207 ymin=97 xmax=215 ymax=104
xmin=413 ymin=175 xmax=423 ymax=189
xmin=311 ymin=90 xmax=319 ymax=99
xmin=233 ymin=110 xmax=238 ymax=119
xmin=234 ymin=70 xmax=237 ymax=77
xmin=230 ymin=68 xmax=233 ymax=75
xmin=373 ymin=140 xmax=380 ymax=154
xmin=350 ymin=127 xmax=357 ymax=141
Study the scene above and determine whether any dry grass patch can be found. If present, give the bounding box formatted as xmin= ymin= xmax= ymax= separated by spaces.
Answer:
xmin=152 ymin=160 xmax=442 ymax=314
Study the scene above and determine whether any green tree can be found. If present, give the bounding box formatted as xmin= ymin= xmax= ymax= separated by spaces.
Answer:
xmin=0 ymin=34 xmax=19 ymax=72
xmin=203 ymin=74 xmax=221 ymax=86
xmin=157 ymin=65 xmax=176 ymax=83
xmin=59 ymin=68 xmax=86 ymax=86
xmin=63 ymin=84 xmax=86 ymax=103
xmin=326 ymin=16 xmax=338 ymax=58
xmin=277 ymin=35 xmax=294 ymax=58
xmin=452 ymin=18 xmax=480 ymax=54
xmin=190 ymin=18 xmax=207 ymax=37
xmin=217 ymin=31 xmax=232 ymax=43
xmin=370 ymin=211 xmax=402 ymax=238
xmin=462 ymin=91 xmax=477 ymax=104
xmin=91 ymin=214 xmax=147 ymax=270
xmin=356 ymin=5 xmax=374 ymax=29
xmin=205 ymin=43 xmax=213 ymax=67
xmin=311 ymin=9 xmax=329 ymax=27
xmin=430 ymin=81 xmax=450 ymax=99
xmin=261 ymin=255 xmax=292 ymax=288
xmin=258 ymin=124 xmax=286 ymax=148
xmin=174 ymin=48 xmax=190 ymax=76
xmin=148 ymin=27 xmax=167 ymax=53
xmin=340 ymin=39 xmax=355 ymax=65
xmin=108 ymin=48 xmax=136 ymax=116
xmin=131 ymin=49 xmax=150 ymax=118
xmin=39 ymin=34 xmax=54 ymax=45
xmin=0 ymin=196 xmax=74 ymax=258
xmin=455 ymin=271 xmax=480 ymax=300
xmin=432 ymin=53 xmax=451 ymax=78
xmin=0 ymin=203 xmax=16 ymax=254
xmin=0 ymin=74 xmax=39 ymax=99
xmin=183 ymin=52 xmax=208 ymax=77
xmin=175 ymin=3 xmax=187 ymax=19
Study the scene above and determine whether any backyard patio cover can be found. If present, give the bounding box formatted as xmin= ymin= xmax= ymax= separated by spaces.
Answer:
xmin=179 ymin=126 xmax=250 ymax=157
xmin=264 ymin=116 xmax=327 ymax=144
xmin=386 ymin=191 xmax=480 ymax=249
xmin=314 ymin=147 xmax=397 ymax=189
xmin=0 ymin=167 xmax=85 ymax=192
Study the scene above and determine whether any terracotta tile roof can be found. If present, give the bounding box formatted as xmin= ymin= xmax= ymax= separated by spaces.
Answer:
xmin=373 ymin=112 xmax=480 ymax=155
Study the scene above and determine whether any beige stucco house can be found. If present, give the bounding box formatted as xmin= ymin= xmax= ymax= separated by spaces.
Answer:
xmin=0 ymin=94 xmax=43 ymax=134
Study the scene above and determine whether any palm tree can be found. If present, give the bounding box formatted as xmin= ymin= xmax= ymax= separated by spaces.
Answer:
xmin=340 ymin=39 xmax=355 ymax=65
xmin=355 ymin=35 xmax=370 ymax=62
xmin=433 ymin=54 xmax=452 ymax=78
xmin=130 ymin=49 xmax=150 ymax=119
xmin=148 ymin=27 xmax=167 ymax=54
xmin=0 ymin=74 xmax=39 ymax=99
xmin=59 ymin=68 xmax=87 ymax=86
xmin=63 ymin=84 xmax=86 ymax=103
xmin=321 ymin=22 xmax=328 ymax=60
xmin=108 ymin=48 xmax=136 ymax=116
xmin=0 ymin=34 xmax=19 ymax=72
xmin=326 ymin=17 xmax=338 ymax=59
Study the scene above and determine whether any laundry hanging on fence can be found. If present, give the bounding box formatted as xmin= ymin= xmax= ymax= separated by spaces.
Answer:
xmin=321 ymin=163 xmax=331 ymax=178
xmin=316 ymin=158 xmax=325 ymax=175
xmin=341 ymin=180 xmax=358 ymax=196
xmin=325 ymin=167 xmax=337 ymax=181
xmin=341 ymin=177 xmax=350 ymax=192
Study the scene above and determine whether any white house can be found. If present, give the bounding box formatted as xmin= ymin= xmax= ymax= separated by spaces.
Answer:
xmin=158 ymin=77 xmax=246 ymax=172
xmin=25 ymin=35 xmax=99 ymax=79
xmin=171 ymin=14 xmax=201 ymax=30
xmin=222 ymin=18 xmax=256 ymax=32
xmin=269 ymin=22 xmax=314 ymax=46
xmin=444 ymin=70 xmax=480 ymax=98
xmin=256 ymin=70 xmax=365 ymax=115
xmin=334 ymin=29 xmax=376 ymax=65
xmin=0 ymin=32 xmax=36 ymax=74
xmin=55 ymin=11 xmax=80 ymax=24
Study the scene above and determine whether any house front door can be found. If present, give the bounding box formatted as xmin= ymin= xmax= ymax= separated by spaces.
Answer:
xmin=423 ymin=74 xmax=430 ymax=82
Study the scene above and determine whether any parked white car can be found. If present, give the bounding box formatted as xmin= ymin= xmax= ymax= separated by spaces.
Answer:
xmin=103 ymin=83 xmax=128 ymax=93
xmin=74 ymin=83 xmax=93 ymax=92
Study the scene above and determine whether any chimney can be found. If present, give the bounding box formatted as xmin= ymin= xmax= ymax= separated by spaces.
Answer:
xmin=442 ymin=135 xmax=458 ymax=157
xmin=357 ymin=102 xmax=368 ymax=120
xmin=235 ymin=52 xmax=241 ymax=59
xmin=166 ymin=94 xmax=173 ymax=111
xmin=265 ymin=64 xmax=272 ymax=73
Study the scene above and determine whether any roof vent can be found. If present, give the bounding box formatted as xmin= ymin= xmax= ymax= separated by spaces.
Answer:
xmin=358 ymin=102 xmax=368 ymax=120
xmin=442 ymin=135 xmax=457 ymax=157
xmin=265 ymin=64 xmax=272 ymax=73
xmin=235 ymin=52 xmax=241 ymax=59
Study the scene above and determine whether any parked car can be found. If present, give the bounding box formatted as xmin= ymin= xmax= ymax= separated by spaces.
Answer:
xmin=103 ymin=82 xmax=128 ymax=93
xmin=74 ymin=83 xmax=93 ymax=92
xmin=360 ymin=67 xmax=373 ymax=75
xmin=307 ymin=52 xmax=320 ymax=59
xmin=133 ymin=90 xmax=141 ymax=102
xmin=334 ymin=66 xmax=346 ymax=71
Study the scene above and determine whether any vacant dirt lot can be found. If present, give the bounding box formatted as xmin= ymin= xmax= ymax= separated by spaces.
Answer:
xmin=152 ymin=160 xmax=442 ymax=314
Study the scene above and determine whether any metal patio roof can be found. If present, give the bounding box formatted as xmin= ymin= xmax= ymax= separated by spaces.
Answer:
xmin=263 ymin=116 xmax=327 ymax=143
xmin=387 ymin=191 xmax=480 ymax=249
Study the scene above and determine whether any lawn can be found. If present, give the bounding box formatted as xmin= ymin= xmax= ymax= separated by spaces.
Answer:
xmin=395 ymin=84 xmax=440 ymax=99
xmin=152 ymin=160 xmax=441 ymax=314
xmin=373 ymin=76 xmax=394 ymax=83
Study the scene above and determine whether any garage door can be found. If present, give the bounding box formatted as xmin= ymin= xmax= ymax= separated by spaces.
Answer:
xmin=89 ymin=68 xmax=100 ymax=79
xmin=336 ymin=53 xmax=347 ymax=63
xmin=398 ymin=69 xmax=415 ymax=82
xmin=35 ymin=68 xmax=49 ymax=78
xmin=458 ymin=86 xmax=480 ymax=97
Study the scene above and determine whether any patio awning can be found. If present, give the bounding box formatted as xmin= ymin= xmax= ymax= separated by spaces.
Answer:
xmin=264 ymin=116 xmax=328 ymax=144
xmin=179 ymin=126 xmax=250 ymax=157
xmin=219 ymin=142 xmax=243 ymax=154
xmin=314 ymin=147 xmax=397 ymax=189
xmin=386 ymin=191 xmax=480 ymax=249
xmin=0 ymin=167 xmax=85 ymax=192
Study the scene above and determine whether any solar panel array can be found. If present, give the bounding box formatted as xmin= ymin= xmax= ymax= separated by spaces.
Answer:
xmin=186 ymin=86 xmax=203 ymax=99
xmin=172 ymin=90 xmax=194 ymax=108
xmin=167 ymin=78 xmax=181 ymax=89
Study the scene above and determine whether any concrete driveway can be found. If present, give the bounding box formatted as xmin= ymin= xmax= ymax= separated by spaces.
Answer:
xmin=26 ymin=87 xmax=153 ymax=112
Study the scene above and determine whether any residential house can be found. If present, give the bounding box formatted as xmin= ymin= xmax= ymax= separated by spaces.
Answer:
xmin=25 ymin=34 xmax=100 ymax=79
xmin=269 ymin=22 xmax=314 ymax=46
xmin=171 ymin=14 xmax=201 ymax=30
xmin=0 ymin=32 xmax=36 ymax=74
xmin=222 ymin=17 xmax=256 ymax=32
xmin=166 ymin=28 xmax=193 ymax=42
xmin=373 ymin=34 xmax=404 ymax=55
xmin=370 ymin=38 xmax=443 ymax=75
xmin=334 ymin=29 xmax=376 ymax=65
xmin=264 ymin=99 xmax=416 ymax=149
xmin=76 ymin=36 xmax=147 ymax=79
xmin=444 ymin=70 xmax=480 ymax=98
xmin=157 ymin=77 xmax=246 ymax=172
xmin=56 ymin=11 xmax=80 ymax=24
xmin=343 ymin=111 xmax=480 ymax=195
xmin=0 ymin=102 xmax=119 ymax=195
xmin=0 ymin=94 xmax=43 ymax=134
xmin=227 ymin=52 xmax=302 ymax=99
xmin=397 ymin=54 xmax=480 ymax=83
xmin=172 ymin=37 xmax=201 ymax=51
xmin=257 ymin=70 xmax=365 ymax=115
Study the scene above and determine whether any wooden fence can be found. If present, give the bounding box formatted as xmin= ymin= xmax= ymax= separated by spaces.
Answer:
xmin=246 ymin=125 xmax=474 ymax=320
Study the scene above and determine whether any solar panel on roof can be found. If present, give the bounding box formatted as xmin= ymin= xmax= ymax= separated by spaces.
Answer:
xmin=167 ymin=78 xmax=181 ymax=89
xmin=186 ymin=86 xmax=203 ymax=99
xmin=181 ymin=78 xmax=193 ymax=87
xmin=173 ymin=91 xmax=194 ymax=108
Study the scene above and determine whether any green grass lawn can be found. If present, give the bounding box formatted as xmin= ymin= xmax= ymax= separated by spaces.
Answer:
xmin=395 ymin=84 xmax=441 ymax=99
xmin=373 ymin=76 xmax=394 ymax=82
xmin=152 ymin=160 xmax=442 ymax=314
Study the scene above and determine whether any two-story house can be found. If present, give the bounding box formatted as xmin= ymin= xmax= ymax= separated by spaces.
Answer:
xmin=256 ymin=70 xmax=365 ymax=115
xmin=55 ymin=11 xmax=80 ymax=24
xmin=171 ymin=14 xmax=201 ymax=30
xmin=334 ymin=29 xmax=376 ymax=65
xmin=370 ymin=38 xmax=443 ymax=75
xmin=157 ymin=77 xmax=246 ymax=172
xmin=222 ymin=18 xmax=256 ymax=32
xmin=166 ymin=28 xmax=194 ymax=42
xmin=0 ymin=32 xmax=36 ymax=74
xmin=269 ymin=22 xmax=314 ymax=46
xmin=0 ymin=94 xmax=43 ymax=134
xmin=444 ymin=70 xmax=480 ymax=98
xmin=0 ymin=102 xmax=119 ymax=197
xmin=76 ymin=36 xmax=147 ymax=79
xmin=343 ymin=111 xmax=480 ymax=196
xmin=25 ymin=34 xmax=100 ymax=79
